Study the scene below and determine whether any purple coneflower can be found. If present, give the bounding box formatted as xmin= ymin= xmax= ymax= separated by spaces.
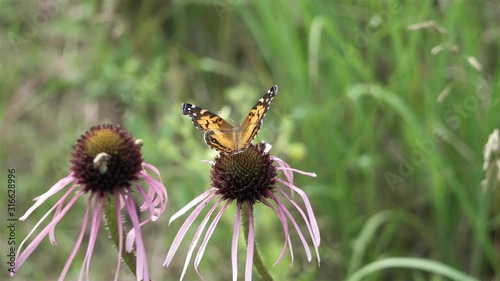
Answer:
xmin=12 ymin=124 xmax=168 ymax=281
xmin=164 ymin=142 xmax=320 ymax=280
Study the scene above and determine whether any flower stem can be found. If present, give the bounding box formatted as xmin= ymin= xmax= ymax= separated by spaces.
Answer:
xmin=242 ymin=202 xmax=274 ymax=281
xmin=103 ymin=196 xmax=137 ymax=278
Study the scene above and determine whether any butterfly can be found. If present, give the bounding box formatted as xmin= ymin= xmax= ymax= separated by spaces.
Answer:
xmin=181 ymin=85 xmax=278 ymax=155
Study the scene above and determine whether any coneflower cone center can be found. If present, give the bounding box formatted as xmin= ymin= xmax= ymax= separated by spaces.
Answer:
xmin=211 ymin=143 xmax=277 ymax=204
xmin=70 ymin=124 xmax=143 ymax=195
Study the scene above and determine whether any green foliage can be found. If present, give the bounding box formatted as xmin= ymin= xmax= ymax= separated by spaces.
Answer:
xmin=0 ymin=0 xmax=498 ymax=280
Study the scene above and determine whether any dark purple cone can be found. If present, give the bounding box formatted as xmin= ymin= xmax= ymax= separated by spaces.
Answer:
xmin=70 ymin=124 xmax=143 ymax=195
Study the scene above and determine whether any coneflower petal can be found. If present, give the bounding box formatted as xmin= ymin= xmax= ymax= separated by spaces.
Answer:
xmin=79 ymin=197 xmax=103 ymax=281
xmin=137 ymin=184 xmax=157 ymax=220
xmin=194 ymin=200 xmax=231 ymax=278
xmin=245 ymin=203 xmax=255 ymax=281
xmin=261 ymin=196 xmax=292 ymax=266
xmin=271 ymin=193 xmax=312 ymax=261
xmin=164 ymin=193 xmax=217 ymax=267
xmin=21 ymin=175 xmax=76 ymax=220
xmin=180 ymin=198 xmax=224 ymax=280
xmin=277 ymin=166 xmax=317 ymax=177
xmin=271 ymin=156 xmax=294 ymax=185
xmin=58 ymin=195 xmax=91 ymax=281
xmin=14 ymin=192 xmax=81 ymax=276
xmin=276 ymin=187 xmax=316 ymax=244
xmin=169 ymin=188 xmax=216 ymax=225
xmin=126 ymin=194 xmax=149 ymax=281
xmin=232 ymin=202 xmax=241 ymax=281
xmin=140 ymin=165 xmax=168 ymax=218
xmin=142 ymin=162 xmax=163 ymax=182
xmin=276 ymin=178 xmax=321 ymax=247
xmin=276 ymin=187 xmax=320 ymax=263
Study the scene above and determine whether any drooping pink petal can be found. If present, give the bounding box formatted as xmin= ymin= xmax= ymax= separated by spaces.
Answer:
xmin=232 ymin=202 xmax=241 ymax=281
xmin=136 ymin=184 xmax=157 ymax=220
xmin=142 ymin=163 xmax=163 ymax=182
xmin=16 ymin=184 xmax=79 ymax=256
xmin=126 ymin=175 xmax=167 ymax=241
xmin=181 ymin=198 xmax=224 ymax=281
xmin=125 ymin=193 xmax=150 ymax=281
xmin=270 ymin=193 xmax=313 ymax=262
xmin=58 ymin=195 xmax=92 ymax=281
xmin=276 ymin=187 xmax=321 ymax=262
xmin=142 ymin=181 xmax=155 ymax=205
xmin=194 ymin=200 xmax=231 ymax=279
xmin=245 ymin=203 xmax=255 ymax=281
xmin=139 ymin=169 xmax=168 ymax=220
xmin=261 ymin=196 xmax=292 ymax=266
xmin=126 ymin=215 xmax=154 ymax=244
xmin=163 ymin=192 xmax=217 ymax=267
xmin=169 ymin=188 xmax=216 ymax=225
xmin=276 ymin=178 xmax=321 ymax=247
xmin=271 ymin=155 xmax=316 ymax=178
xmin=149 ymin=180 xmax=168 ymax=218
xmin=276 ymin=187 xmax=315 ymax=243
xmin=13 ymin=192 xmax=81 ymax=276
xmin=49 ymin=184 xmax=79 ymax=245
xmin=31 ymin=173 xmax=75 ymax=201
xmin=126 ymin=228 xmax=135 ymax=253
xmin=23 ymin=175 xmax=75 ymax=220
xmin=276 ymin=166 xmax=317 ymax=177
xmin=270 ymin=156 xmax=294 ymax=186
xmin=123 ymin=185 xmax=165 ymax=243
xmin=78 ymin=196 xmax=104 ymax=281
xmin=142 ymin=163 xmax=167 ymax=203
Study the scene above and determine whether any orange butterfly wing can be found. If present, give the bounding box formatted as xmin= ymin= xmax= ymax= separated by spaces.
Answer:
xmin=239 ymin=85 xmax=278 ymax=150
xmin=181 ymin=85 xmax=278 ymax=154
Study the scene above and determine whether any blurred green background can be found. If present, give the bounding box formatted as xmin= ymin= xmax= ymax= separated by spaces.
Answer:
xmin=1 ymin=0 xmax=498 ymax=280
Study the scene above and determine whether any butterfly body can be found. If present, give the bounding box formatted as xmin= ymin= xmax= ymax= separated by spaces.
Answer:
xmin=181 ymin=85 xmax=278 ymax=154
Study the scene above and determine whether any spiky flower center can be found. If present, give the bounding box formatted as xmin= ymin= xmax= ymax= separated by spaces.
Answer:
xmin=211 ymin=143 xmax=277 ymax=204
xmin=70 ymin=124 xmax=143 ymax=195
